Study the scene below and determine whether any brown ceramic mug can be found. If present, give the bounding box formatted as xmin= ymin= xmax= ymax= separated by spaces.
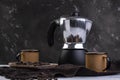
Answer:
xmin=16 ymin=49 xmax=39 ymax=63
xmin=86 ymin=52 xmax=111 ymax=72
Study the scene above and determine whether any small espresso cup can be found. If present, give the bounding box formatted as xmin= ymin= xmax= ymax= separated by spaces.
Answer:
xmin=16 ymin=49 xmax=39 ymax=63
xmin=86 ymin=52 xmax=111 ymax=72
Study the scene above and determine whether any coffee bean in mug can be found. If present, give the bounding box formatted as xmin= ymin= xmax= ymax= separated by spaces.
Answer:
xmin=86 ymin=52 xmax=111 ymax=72
xmin=16 ymin=49 xmax=39 ymax=63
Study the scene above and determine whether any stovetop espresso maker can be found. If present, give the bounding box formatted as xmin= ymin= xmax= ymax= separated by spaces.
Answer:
xmin=47 ymin=11 xmax=92 ymax=66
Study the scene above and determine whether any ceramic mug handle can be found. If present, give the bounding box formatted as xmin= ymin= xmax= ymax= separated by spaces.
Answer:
xmin=103 ymin=56 xmax=111 ymax=71
xmin=16 ymin=52 xmax=21 ymax=62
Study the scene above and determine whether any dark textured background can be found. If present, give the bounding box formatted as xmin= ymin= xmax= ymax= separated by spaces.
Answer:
xmin=0 ymin=0 xmax=120 ymax=64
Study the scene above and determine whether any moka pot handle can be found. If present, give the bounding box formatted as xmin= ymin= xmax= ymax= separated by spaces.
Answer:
xmin=47 ymin=20 xmax=59 ymax=46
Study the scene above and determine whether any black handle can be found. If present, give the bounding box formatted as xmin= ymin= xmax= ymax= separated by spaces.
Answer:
xmin=103 ymin=57 xmax=111 ymax=71
xmin=16 ymin=52 xmax=21 ymax=62
xmin=47 ymin=20 xmax=59 ymax=46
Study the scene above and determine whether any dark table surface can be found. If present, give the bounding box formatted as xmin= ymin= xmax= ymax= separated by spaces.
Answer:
xmin=0 ymin=64 xmax=120 ymax=80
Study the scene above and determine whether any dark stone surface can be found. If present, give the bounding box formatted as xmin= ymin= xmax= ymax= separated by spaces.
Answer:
xmin=0 ymin=0 xmax=120 ymax=64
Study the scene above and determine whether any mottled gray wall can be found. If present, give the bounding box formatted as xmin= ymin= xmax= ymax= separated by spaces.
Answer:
xmin=0 ymin=0 xmax=120 ymax=64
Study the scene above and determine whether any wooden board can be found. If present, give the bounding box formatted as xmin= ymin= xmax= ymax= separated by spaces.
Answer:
xmin=8 ymin=62 xmax=58 ymax=69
